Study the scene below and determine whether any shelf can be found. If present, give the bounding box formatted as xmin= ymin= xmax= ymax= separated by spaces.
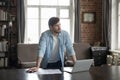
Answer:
xmin=0 ymin=5 xmax=16 ymax=8
xmin=0 ymin=53 xmax=7 ymax=58
xmin=0 ymin=1 xmax=16 ymax=8
xmin=0 ymin=51 xmax=7 ymax=53
xmin=0 ymin=56 xmax=8 ymax=68
xmin=0 ymin=21 xmax=16 ymax=23
xmin=0 ymin=20 xmax=8 ymax=23
xmin=0 ymin=0 xmax=17 ymax=68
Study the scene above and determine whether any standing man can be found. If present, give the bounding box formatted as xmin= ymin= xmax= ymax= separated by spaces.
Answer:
xmin=27 ymin=17 xmax=76 ymax=72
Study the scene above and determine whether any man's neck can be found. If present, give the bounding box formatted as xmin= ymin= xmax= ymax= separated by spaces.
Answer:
xmin=53 ymin=33 xmax=58 ymax=37
xmin=51 ymin=31 xmax=59 ymax=36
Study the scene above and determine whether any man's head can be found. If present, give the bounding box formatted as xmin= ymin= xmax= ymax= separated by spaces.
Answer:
xmin=48 ymin=17 xmax=61 ymax=33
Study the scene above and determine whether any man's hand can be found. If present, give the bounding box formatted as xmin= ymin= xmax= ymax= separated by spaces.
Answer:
xmin=26 ymin=56 xmax=42 ymax=73
xmin=65 ymin=60 xmax=74 ymax=66
xmin=26 ymin=67 xmax=39 ymax=73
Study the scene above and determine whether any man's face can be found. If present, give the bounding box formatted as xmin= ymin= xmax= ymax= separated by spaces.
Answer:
xmin=51 ymin=22 xmax=61 ymax=33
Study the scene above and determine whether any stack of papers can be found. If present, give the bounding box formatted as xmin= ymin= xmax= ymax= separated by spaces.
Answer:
xmin=26 ymin=68 xmax=62 ymax=74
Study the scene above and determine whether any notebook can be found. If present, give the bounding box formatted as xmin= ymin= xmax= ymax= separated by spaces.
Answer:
xmin=64 ymin=59 xmax=93 ymax=73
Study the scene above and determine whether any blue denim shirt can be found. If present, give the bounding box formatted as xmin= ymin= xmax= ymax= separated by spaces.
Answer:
xmin=38 ymin=30 xmax=75 ymax=68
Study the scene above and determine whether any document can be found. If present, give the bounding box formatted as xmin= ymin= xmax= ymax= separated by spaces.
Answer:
xmin=36 ymin=68 xmax=62 ymax=74
xmin=26 ymin=68 xmax=62 ymax=74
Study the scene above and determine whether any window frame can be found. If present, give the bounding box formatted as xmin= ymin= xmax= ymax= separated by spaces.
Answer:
xmin=24 ymin=0 xmax=74 ymax=44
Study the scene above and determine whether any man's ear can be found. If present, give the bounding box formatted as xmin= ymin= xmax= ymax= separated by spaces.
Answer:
xmin=50 ymin=26 xmax=53 ymax=30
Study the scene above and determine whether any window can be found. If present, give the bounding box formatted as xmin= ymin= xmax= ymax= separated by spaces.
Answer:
xmin=24 ymin=0 xmax=74 ymax=44
xmin=111 ymin=0 xmax=119 ymax=50
xmin=118 ymin=2 xmax=120 ymax=49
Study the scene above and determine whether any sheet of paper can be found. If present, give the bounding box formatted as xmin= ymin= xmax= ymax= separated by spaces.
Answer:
xmin=36 ymin=68 xmax=62 ymax=74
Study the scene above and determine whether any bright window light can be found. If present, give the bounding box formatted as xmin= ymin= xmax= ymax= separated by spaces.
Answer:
xmin=41 ymin=19 xmax=49 ymax=33
xmin=27 ymin=8 xmax=39 ymax=19
xmin=41 ymin=0 xmax=57 ymax=5
xmin=41 ymin=8 xmax=56 ymax=18
xmin=25 ymin=0 xmax=73 ymax=43
xmin=60 ymin=19 xmax=70 ymax=34
xmin=60 ymin=9 xmax=69 ymax=18
xmin=27 ymin=19 xmax=39 ymax=43
xmin=58 ymin=0 xmax=70 ymax=6
xmin=27 ymin=0 xmax=39 ymax=5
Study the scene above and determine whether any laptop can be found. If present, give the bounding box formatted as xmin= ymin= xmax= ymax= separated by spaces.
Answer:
xmin=64 ymin=59 xmax=93 ymax=73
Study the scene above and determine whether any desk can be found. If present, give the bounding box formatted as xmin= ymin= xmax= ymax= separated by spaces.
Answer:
xmin=0 ymin=66 xmax=120 ymax=80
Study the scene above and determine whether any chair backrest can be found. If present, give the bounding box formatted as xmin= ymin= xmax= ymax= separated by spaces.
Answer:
xmin=17 ymin=43 xmax=38 ymax=62
xmin=73 ymin=43 xmax=91 ymax=60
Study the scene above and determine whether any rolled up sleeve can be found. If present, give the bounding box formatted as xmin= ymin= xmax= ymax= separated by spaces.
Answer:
xmin=65 ymin=32 xmax=75 ymax=56
xmin=38 ymin=33 xmax=47 ymax=57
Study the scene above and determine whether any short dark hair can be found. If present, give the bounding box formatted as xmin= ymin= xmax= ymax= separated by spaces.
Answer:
xmin=48 ymin=17 xmax=60 ymax=27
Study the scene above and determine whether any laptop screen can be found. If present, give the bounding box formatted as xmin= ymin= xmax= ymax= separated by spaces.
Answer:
xmin=64 ymin=59 xmax=93 ymax=73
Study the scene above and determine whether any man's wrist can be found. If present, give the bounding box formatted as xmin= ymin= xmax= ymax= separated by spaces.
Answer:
xmin=36 ymin=65 xmax=40 ymax=68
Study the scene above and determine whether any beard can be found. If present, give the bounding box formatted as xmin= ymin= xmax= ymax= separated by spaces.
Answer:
xmin=52 ymin=28 xmax=61 ymax=33
xmin=53 ymin=30 xmax=61 ymax=33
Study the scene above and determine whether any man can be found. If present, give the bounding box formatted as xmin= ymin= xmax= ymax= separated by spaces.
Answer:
xmin=27 ymin=17 xmax=76 ymax=73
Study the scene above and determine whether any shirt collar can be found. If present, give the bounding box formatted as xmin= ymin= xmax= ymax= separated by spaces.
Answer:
xmin=48 ymin=30 xmax=62 ymax=37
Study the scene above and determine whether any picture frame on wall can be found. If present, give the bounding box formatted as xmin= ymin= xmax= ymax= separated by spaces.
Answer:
xmin=82 ymin=12 xmax=96 ymax=23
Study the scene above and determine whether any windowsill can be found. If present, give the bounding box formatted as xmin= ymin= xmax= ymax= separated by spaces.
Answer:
xmin=109 ymin=49 xmax=120 ymax=53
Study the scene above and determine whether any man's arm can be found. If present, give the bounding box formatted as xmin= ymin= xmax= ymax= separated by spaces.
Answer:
xmin=36 ymin=56 xmax=43 ymax=68
xmin=64 ymin=55 xmax=77 ymax=66
xmin=64 ymin=31 xmax=77 ymax=65
xmin=27 ymin=56 xmax=43 ymax=73
xmin=68 ymin=55 xmax=77 ymax=63
xmin=71 ymin=55 xmax=77 ymax=63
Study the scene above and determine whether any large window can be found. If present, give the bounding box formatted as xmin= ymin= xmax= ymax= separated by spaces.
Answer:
xmin=111 ymin=0 xmax=120 ymax=50
xmin=118 ymin=2 xmax=120 ymax=49
xmin=24 ymin=0 xmax=74 ymax=44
